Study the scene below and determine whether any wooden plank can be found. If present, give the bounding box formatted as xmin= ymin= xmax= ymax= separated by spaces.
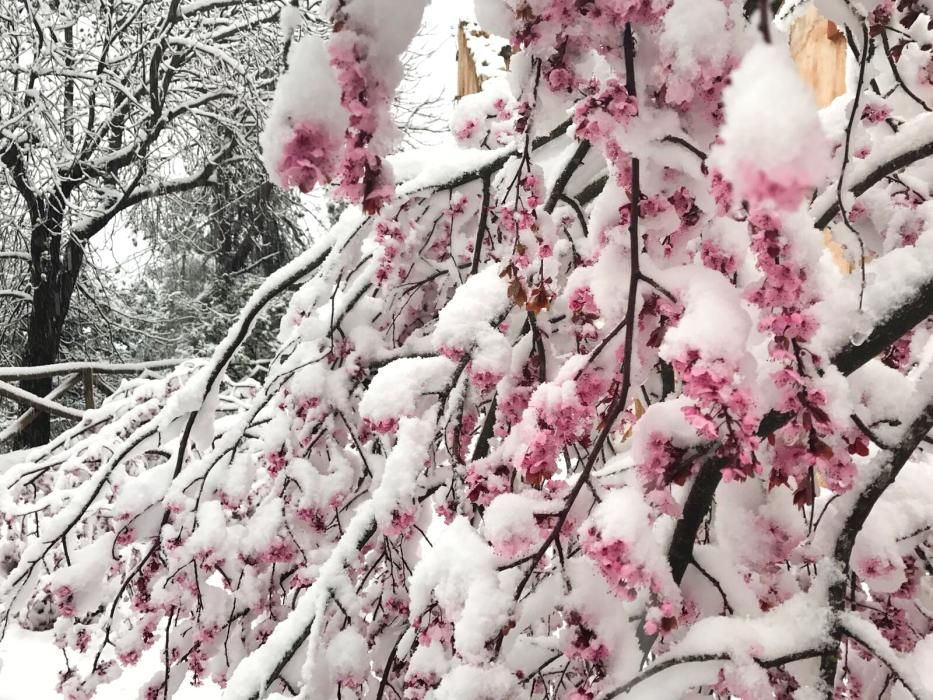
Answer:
xmin=0 ymin=378 xmax=85 ymax=420
xmin=790 ymin=5 xmax=847 ymax=108
xmin=789 ymin=4 xmax=853 ymax=274
xmin=0 ymin=373 xmax=83 ymax=444
xmin=457 ymin=22 xmax=483 ymax=98
xmin=0 ymin=358 xmax=189 ymax=381
xmin=82 ymin=368 xmax=95 ymax=410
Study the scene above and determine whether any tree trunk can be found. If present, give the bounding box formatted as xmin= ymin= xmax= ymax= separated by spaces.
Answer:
xmin=18 ymin=206 xmax=84 ymax=447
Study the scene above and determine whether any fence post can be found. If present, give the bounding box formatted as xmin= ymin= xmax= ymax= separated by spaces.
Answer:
xmin=82 ymin=368 xmax=95 ymax=409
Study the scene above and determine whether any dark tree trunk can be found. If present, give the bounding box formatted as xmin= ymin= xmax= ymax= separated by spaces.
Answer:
xmin=18 ymin=199 xmax=84 ymax=447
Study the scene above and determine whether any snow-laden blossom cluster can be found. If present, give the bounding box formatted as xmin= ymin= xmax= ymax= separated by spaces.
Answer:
xmin=3 ymin=1 xmax=933 ymax=699
xmin=262 ymin=0 xmax=427 ymax=211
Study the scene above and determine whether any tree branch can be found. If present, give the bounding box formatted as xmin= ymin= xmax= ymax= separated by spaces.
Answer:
xmin=602 ymin=648 xmax=826 ymax=698
xmin=813 ymin=118 xmax=933 ymax=228
xmin=819 ymin=396 xmax=933 ymax=691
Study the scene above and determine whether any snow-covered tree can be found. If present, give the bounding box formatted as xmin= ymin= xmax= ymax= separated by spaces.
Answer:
xmin=0 ymin=0 xmax=288 ymax=445
xmin=109 ymin=8 xmax=448 ymax=376
xmin=3 ymin=0 xmax=933 ymax=698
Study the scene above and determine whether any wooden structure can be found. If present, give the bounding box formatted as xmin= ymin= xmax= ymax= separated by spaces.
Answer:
xmin=788 ymin=4 xmax=852 ymax=271
xmin=457 ymin=21 xmax=510 ymax=98
xmin=790 ymin=5 xmax=848 ymax=107
xmin=0 ymin=359 xmax=184 ymax=444
xmin=457 ymin=22 xmax=483 ymax=98
xmin=0 ymin=358 xmax=274 ymax=445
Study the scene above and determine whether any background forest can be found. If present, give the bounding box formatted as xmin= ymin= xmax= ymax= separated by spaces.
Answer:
xmin=0 ymin=0 xmax=445 ymax=446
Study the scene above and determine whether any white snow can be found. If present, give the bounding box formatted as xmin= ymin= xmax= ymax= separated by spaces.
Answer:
xmin=713 ymin=43 xmax=831 ymax=203
xmin=260 ymin=36 xmax=346 ymax=188
xmin=433 ymin=663 xmax=518 ymax=700
xmin=409 ymin=518 xmax=511 ymax=664
xmin=359 ymin=356 xmax=456 ymax=424
xmin=0 ymin=625 xmax=220 ymax=700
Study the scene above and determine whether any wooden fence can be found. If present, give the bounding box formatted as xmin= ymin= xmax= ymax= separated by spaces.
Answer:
xmin=0 ymin=359 xmax=187 ymax=445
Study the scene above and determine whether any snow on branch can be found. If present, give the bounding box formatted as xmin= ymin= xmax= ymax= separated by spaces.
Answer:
xmin=813 ymin=113 xmax=933 ymax=229
xmin=3 ymin=3 xmax=933 ymax=700
xmin=167 ymin=37 xmax=248 ymax=75
xmin=838 ymin=612 xmax=930 ymax=699
xmin=0 ymin=290 xmax=30 ymax=303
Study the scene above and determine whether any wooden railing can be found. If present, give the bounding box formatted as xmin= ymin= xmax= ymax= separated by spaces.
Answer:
xmin=0 ymin=359 xmax=188 ymax=445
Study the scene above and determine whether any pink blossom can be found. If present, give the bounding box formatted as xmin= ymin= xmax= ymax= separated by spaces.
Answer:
xmin=277 ymin=122 xmax=337 ymax=193
xmin=734 ymin=160 xmax=818 ymax=211
xmin=581 ymin=526 xmax=669 ymax=601
xmin=117 ymin=648 xmax=141 ymax=666
xmin=261 ymin=538 xmax=296 ymax=564
xmin=519 ymin=429 xmax=559 ymax=484
xmin=861 ymin=102 xmax=892 ymax=124
xmin=565 ymin=610 xmax=610 ymax=663
xmin=266 ymin=449 xmax=287 ymax=475
xmin=710 ymin=170 xmax=734 ymax=214
xmin=383 ymin=509 xmax=416 ymax=537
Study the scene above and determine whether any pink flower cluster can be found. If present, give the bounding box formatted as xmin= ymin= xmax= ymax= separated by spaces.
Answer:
xmin=466 ymin=459 xmax=511 ymax=506
xmin=574 ymin=79 xmax=638 ymax=143
xmin=642 ymin=600 xmax=679 ymax=636
xmin=861 ymin=101 xmax=892 ymax=124
xmin=374 ymin=217 xmax=405 ymax=285
xmin=754 ymin=514 xmax=804 ymax=565
xmin=588 ymin=0 xmax=670 ymax=25
xmin=746 ymin=213 xmax=816 ymax=326
xmin=870 ymin=0 xmax=894 ymax=27
xmin=467 ymin=364 xmax=503 ymax=392
xmin=328 ymin=33 xmax=395 ymax=213
xmin=658 ymin=57 xmax=738 ymax=124
xmin=670 ymin=349 xmax=760 ymax=482
xmin=518 ymin=379 xmax=600 ymax=484
xmin=404 ymin=670 xmax=440 ymax=700
xmin=564 ymin=609 xmax=609 ymax=664
xmin=734 ymin=160 xmax=820 ymax=211
xmin=453 ymin=95 xmax=516 ymax=148
xmin=581 ymin=526 xmax=667 ymax=601
xmin=869 ymin=604 xmax=920 ymax=653
xmin=569 ymin=286 xmax=600 ymax=350
xmin=498 ymin=171 xmax=543 ymax=240
xmin=277 ymin=122 xmax=338 ymax=193
xmin=265 ymin=448 xmax=287 ymax=476
xmin=699 ymin=240 xmax=738 ymax=277
xmin=746 ymin=211 xmax=858 ymax=494
xmin=53 ymin=585 xmax=76 ymax=617
xmin=495 ymin=386 xmax=533 ymax=437
xmin=383 ymin=509 xmax=416 ymax=538
xmin=519 ymin=430 xmax=561 ymax=484
xmin=637 ymin=431 xmax=690 ymax=496
xmin=360 ymin=416 xmax=399 ymax=438
xmin=710 ymin=169 xmax=734 ymax=215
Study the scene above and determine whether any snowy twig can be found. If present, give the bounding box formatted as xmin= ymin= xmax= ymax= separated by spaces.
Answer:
xmin=819 ymin=397 xmax=933 ymax=689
